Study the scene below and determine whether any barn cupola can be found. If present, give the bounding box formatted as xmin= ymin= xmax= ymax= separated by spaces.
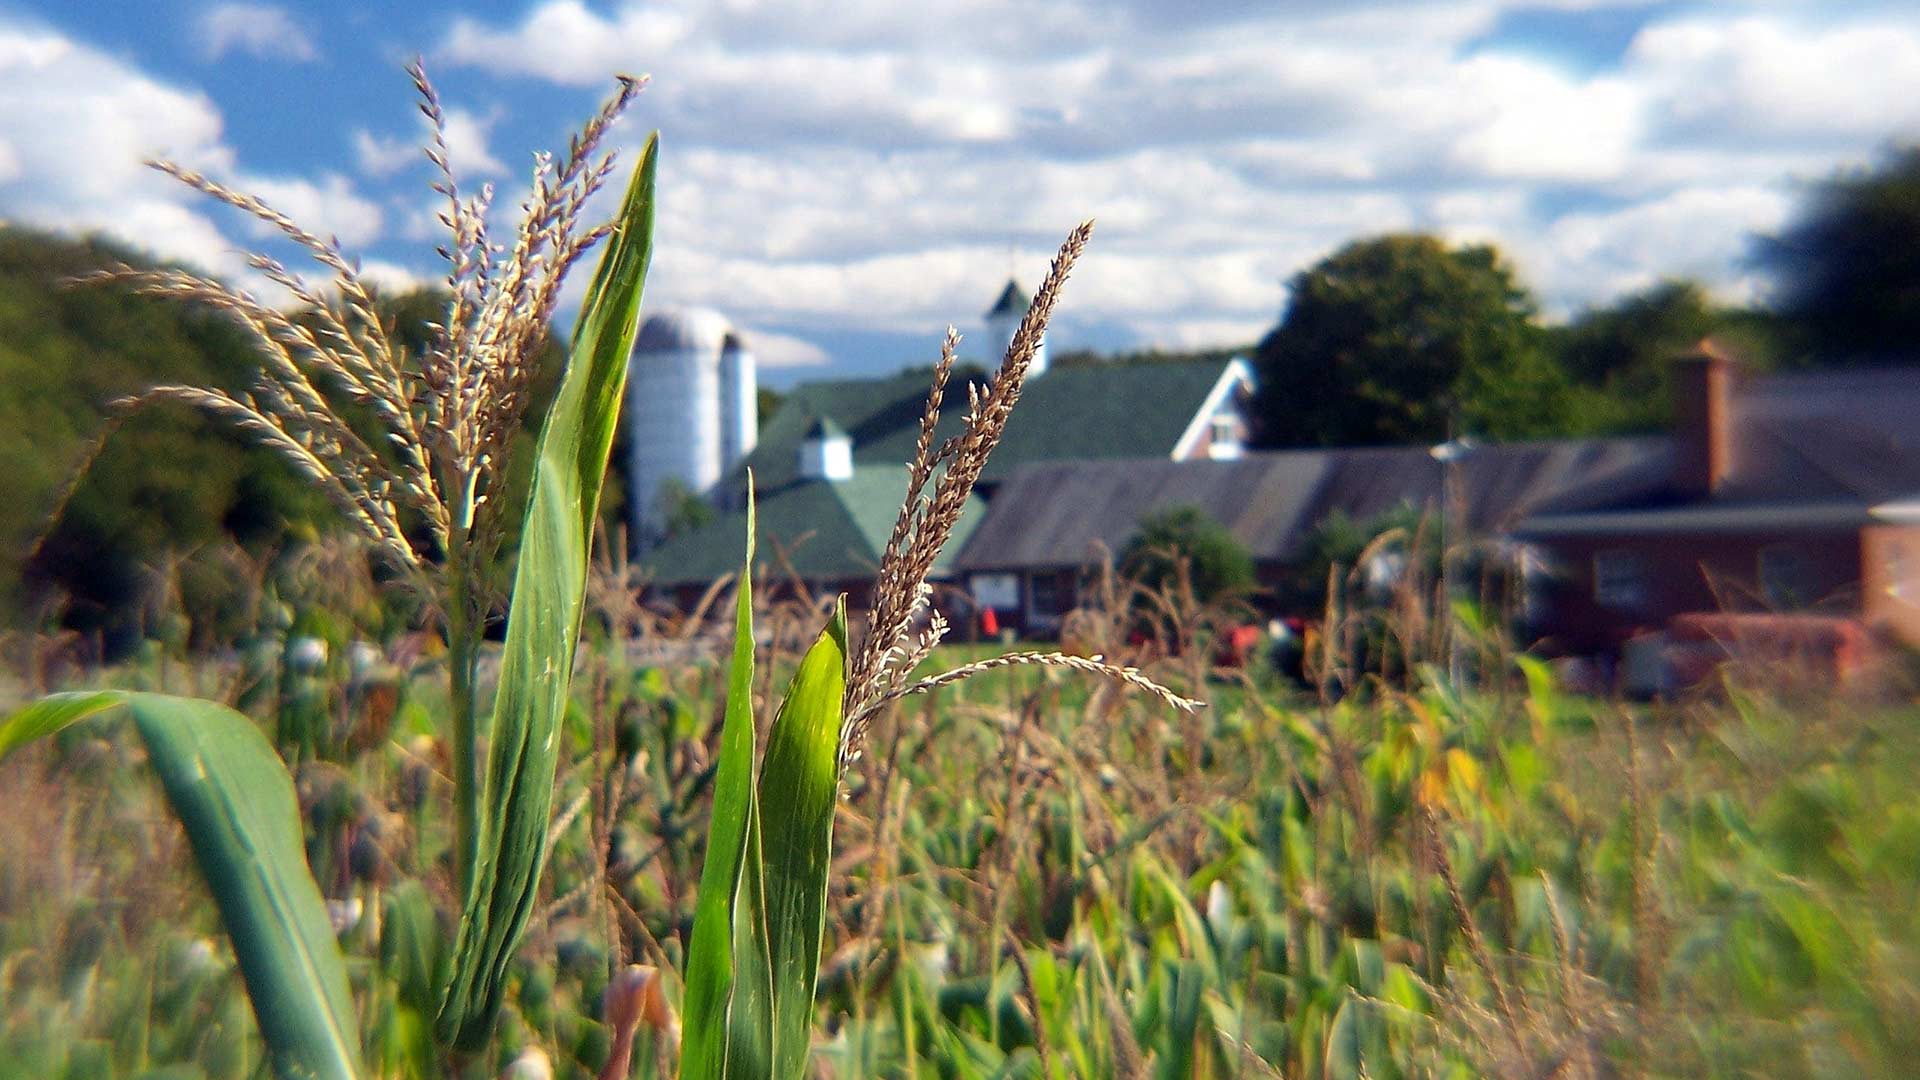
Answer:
xmin=984 ymin=278 xmax=1046 ymax=376
xmin=797 ymin=416 xmax=853 ymax=482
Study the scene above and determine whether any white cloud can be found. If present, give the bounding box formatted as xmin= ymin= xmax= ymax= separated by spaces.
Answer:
xmin=738 ymin=327 xmax=830 ymax=368
xmin=1440 ymin=57 xmax=1644 ymax=182
xmin=357 ymin=105 xmax=507 ymax=183
xmin=357 ymin=259 xmax=430 ymax=295
xmin=431 ymin=0 xmax=1915 ymax=357
xmin=1519 ymin=185 xmax=1797 ymax=313
xmin=353 ymin=129 xmax=416 ymax=178
xmin=0 ymin=23 xmax=239 ymax=274
xmin=200 ymin=3 xmax=318 ymax=63
xmin=442 ymin=1 xmax=687 ymax=86
xmin=236 ymin=172 xmax=384 ymax=248
xmin=1629 ymin=15 xmax=1920 ymax=145
xmin=0 ymin=19 xmax=388 ymax=302
xmin=439 ymin=107 xmax=508 ymax=178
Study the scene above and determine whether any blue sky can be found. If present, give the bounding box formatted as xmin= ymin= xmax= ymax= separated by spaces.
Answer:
xmin=4 ymin=1 xmax=1919 ymax=385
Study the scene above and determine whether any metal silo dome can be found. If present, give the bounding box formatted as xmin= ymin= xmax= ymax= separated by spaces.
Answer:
xmin=633 ymin=306 xmax=734 ymax=356
xmin=627 ymin=307 xmax=736 ymax=549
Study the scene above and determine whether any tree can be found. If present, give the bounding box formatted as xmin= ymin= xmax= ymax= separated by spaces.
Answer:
xmin=1546 ymin=279 xmax=1794 ymax=433
xmin=1549 ymin=279 xmax=1721 ymax=433
xmin=0 ymin=227 xmax=329 ymax=636
xmin=1759 ymin=145 xmax=1920 ymax=362
xmin=1120 ymin=505 xmax=1256 ymax=604
xmin=1248 ymin=234 xmax=1568 ymax=447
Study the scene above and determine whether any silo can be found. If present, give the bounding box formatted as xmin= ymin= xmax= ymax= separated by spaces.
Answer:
xmin=718 ymin=331 xmax=758 ymax=477
xmin=626 ymin=307 xmax=733 ymax=548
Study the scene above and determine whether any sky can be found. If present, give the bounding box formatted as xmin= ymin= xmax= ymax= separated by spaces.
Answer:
xmin=4 ymin=1 xmax=1920 ymax=385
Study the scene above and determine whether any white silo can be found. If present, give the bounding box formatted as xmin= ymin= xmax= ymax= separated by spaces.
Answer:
xmin=627 ymin=307 xmax=733 ymax=548
xmin=718 ymin=331 xmax=758 ymax=474
xmin=984 ymin=278 xmax=1046 ymax=376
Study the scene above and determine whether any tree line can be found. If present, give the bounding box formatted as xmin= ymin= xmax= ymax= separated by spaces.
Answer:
xmin=1247 ymin=145 xmax=1920 ymax=449
xmin=4 ymin=144 xmax=1918 ymax=637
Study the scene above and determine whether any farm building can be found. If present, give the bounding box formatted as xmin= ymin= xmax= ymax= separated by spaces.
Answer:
xmin=1516 ymin=344 xmax=1920 ymax=652
xmin=637 ymin=353 xmax=1254 ymax=606
xmin=951 ymin=440 xmax=1657 ymax=636
xmin=632 ymin=274 xmax=1255 ymax=606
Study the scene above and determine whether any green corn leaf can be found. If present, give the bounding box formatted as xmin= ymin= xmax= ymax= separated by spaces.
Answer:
xmin=0 ymin=689 xmax=123 ymax=760
xmin=0 ymin=691 xmax=361 ymax=1080
xmin=756 ymin=597 xmax=849 ymax=1078
xmin=727 ymin=785 xmax=777 ymax=1074
xmin=437 ymin=132 xmax=658 ymax=1051
xmin=680 ymin=485 xmax=775 ymax=1079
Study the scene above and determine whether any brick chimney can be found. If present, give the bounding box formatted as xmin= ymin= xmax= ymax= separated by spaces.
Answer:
xmin=1672 ymin=339 xmax=1736 ymax=498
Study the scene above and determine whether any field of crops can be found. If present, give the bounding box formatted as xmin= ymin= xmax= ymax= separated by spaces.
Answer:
xmin=4 ymin=597 xmax=1918 ymax=1079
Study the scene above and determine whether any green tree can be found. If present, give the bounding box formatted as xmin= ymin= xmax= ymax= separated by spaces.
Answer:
xmin=1548 ymin=279 xmax=1793 ymax=432
xmin=1758 ymin=145 xmax=1920 ymax=362
xmin=1120 ymin=505 xmax=1256 ymax=603
xmin=1248 ymin=234 xmax=1569 ymax=447
xmin=0 ymin=227 xmax=327 ymax=636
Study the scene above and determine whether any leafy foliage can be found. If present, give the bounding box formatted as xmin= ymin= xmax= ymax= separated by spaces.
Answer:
xmin=0 ymin=691 xmax=362 ymax=1080
xmin=1549 ymin=279 xmax=1791 ymax=432
xmin=0 ymin=228 xmax=328 ymax=636
xmin=1759 ymin=144 xmax=1920 ymax=363
xmin=1120 ymin=504 xmax=1256 ymax=604
xmin=1248 ymin=234 xmax=1569 ymax=447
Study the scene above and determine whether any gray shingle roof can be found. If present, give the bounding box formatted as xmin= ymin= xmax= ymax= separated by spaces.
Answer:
xmin=1522 ymin=366 xmax=1920 ymax=526
xmin=652 ymin=357 xmax=1241 ymax=588
xmin=954 ymin=439 xmax=1657 ymax=572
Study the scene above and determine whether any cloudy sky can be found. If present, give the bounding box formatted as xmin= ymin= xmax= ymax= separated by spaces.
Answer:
xmin=6 ymin=1 xmax=1920 ymax=383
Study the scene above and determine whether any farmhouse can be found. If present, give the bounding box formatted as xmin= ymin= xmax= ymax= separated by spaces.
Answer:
xmin=1516 ymin=343 xmax=1920 ymax=651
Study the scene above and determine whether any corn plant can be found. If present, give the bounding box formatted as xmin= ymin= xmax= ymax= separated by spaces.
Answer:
xmin=0 ymin=65 xmax=657 ymax=1077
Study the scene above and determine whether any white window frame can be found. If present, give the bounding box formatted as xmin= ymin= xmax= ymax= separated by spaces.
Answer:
xmin=1206 ymin=412 xmax=1243 ymax=460
xmin=970 ymin=572 xmax=1020 ymax=610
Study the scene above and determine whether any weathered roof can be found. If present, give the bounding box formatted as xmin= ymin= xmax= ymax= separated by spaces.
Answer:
xmin=955 ymin=439 xmax=1658 ymax=572
xmin=985 ymin=279 xmax=1030 ymax=319
xmin=640 ymin=467 xmax=984 ymax=588
xmin=1731 ymin=368 xmax=1920 ymax=504
xmin=724 ymin=357 xmax=1241 ymax=496
xmin=1520 ymin=366 xmax=1920 ymax=533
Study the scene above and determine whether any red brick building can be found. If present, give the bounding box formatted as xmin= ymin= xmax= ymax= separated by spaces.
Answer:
xmin=1516 ymin=344 xmax=1920 ymax=654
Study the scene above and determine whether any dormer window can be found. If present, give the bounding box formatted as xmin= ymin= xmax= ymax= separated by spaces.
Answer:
xmin=798 ymin=416 xmax=853 ymax=482
xmin=1206 ymin=411 xmax=1243 ymax=459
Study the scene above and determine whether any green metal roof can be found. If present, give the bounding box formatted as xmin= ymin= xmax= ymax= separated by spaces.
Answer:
xmin=640 ymin=466 xmax=984 ymax=588
xmin=725 ymin=357 xmax=1239 ymax=497
xmin=649 ymin=357 xmax=1238 ymax=590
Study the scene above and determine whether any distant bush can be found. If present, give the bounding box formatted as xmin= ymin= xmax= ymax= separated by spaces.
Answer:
xmin=1120 ymin=504 xmax=1255 ymax=604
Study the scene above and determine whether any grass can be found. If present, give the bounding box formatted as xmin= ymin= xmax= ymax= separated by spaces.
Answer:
xmin=5 ymin=595 xmax=1920 ymax=1078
